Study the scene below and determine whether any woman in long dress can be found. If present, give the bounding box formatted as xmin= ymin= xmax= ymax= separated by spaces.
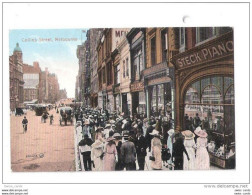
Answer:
xmin=103 ymin=137 xmax=117 ymax=171
xmin=194 ymin=127 xmax=210 ymax=170
xmin=167 ymin=129 xmax=175 ymax=167
xmin=150 ymin=130 xmax=162 ymax=170
xmin=182 ymin=130 xmax=196 ymax=170
xmin=91 ymin=137 xmax=105 ymax=171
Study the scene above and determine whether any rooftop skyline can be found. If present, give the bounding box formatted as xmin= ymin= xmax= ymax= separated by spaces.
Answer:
xmin=9 ymin=29 xmax=88 ymax=98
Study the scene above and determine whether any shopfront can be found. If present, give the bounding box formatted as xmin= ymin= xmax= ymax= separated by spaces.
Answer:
xmin=130 ymin=81 xmax=145 ymax=117
xmin=143 ymin=61 xmax=174 ymax=118
xmin=172 ymin=31 xmax=234 ymax=168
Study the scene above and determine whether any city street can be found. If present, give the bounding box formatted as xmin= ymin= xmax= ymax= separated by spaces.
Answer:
xmin=11 ymin=109 xmax=75 ymax=172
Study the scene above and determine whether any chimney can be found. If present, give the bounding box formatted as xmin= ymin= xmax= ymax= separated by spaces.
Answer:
xmin=33 ymin=61 xmax=39 ymax=69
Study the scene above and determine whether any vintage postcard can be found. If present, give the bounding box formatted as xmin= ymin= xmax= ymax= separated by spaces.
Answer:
xmin=9 ymin=27 xmax=235 ymax=172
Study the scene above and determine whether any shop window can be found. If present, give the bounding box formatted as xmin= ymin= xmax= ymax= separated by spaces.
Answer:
xmin=161 ymin=29 xmax=168 ymax=62
xmin=224 ymin=77 xmax=234 ymax=93
xmin=196 ymin=27 xmax=216 ymax=44
xmin=225 ymin=85 xmax=234 ymax=104
xmin=184 ymin=76 xmax=235 ymax=168
xmin=185 ymin=87 xmax=200 ymax=104
xmin=150 ymin=84 xmax=170 ymax=116
xmin=157 ymin=84 xmax=164 ymax=113
xmin=138 ymin=91 xmax=146 ymax=115
xmin=201 ymin=78 xmax=211 ymax=92
xmin=202 ymin=85 xmax=222 ymax=105
xmin=151 ymin=86 xmax=157 ymax=114
xmin=151 ymin=36 xmax=156 ymax=66
xmin=211 ymin=76 xmax=223 ymax=93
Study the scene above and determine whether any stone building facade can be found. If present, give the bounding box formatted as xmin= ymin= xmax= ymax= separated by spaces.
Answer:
xmin=9 ymin=43 xmax=24 ymax=111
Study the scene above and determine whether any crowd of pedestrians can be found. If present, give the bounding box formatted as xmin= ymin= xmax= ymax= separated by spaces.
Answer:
xmin=75 ymin=107 xmax=211 ymax=171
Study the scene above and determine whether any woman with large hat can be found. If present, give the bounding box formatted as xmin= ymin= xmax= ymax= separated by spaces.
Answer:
xmin=194 ymin=127 xmax=210 ymax=170
xmin=103 ymin=136 xmax=117 ymax=171
xmin=182 ymin=130 xmax=196 ymax=170
xmin=149 ymin=130 xmax=162 ymax=170
xmin=91 ymin=136 xmax=105 ymax=171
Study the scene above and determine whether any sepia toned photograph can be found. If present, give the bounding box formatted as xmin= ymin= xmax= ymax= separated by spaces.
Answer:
xmin=9 ymin=27 xmax=234 ymax=172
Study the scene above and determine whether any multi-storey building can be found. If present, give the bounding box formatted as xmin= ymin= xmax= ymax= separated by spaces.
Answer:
xmin=112 ymin=28 xmax=131 ymax=115
xmin=39 ymin=68 xmax=49 ymax=103
xmin=126 ymin=28 xmax=146 ymax=117
xmin=89 ymin=28 xmax=103 ymax=108
xmin=97 ymin=29 xmax=113 ymax=112
xmin=76 ymin=43 xmax=86 ymax=103
xmin=171 ymin=27 xmax=234 ymax=168
xmin=59 ymin=89 xmax=68 ymax=100
xmin=48 ymin=73 xmax=60 ymax=104
xmin=9 ymin=43 xmax=24 ymax=111
xmin=23 ymin=62 xmax=41 ymax=103
xmin=143 ymin=28 xmax=175 ymax=120
xmin=76 ymin=33 xmax=90 ymax=106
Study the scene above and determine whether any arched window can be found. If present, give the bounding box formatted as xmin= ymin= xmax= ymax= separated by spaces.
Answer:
xmin=184 ymin=76 xmax=234 ymax=136
xmin=201 ymin=85 xmax=222 ymax=104
xmin=225 ymin=85 xmax=234 ymax=104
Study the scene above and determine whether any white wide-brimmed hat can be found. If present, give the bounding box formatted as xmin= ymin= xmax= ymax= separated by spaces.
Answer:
xmin=105 ymin=124 xmax=111 ymax=129
xmin=194 ymin=127 xmax=208 ymax=138
xmin=182 ymin=130 xmax=195 ymax=140
xmin=168 ymin=129 xmax=175 ymax=136
xmin=150 ymin=129 xmax=159 ymax=136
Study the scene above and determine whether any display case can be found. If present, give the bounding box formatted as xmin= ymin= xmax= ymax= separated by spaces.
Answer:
xmin=207 ymin=131 xmax=235 ymax=169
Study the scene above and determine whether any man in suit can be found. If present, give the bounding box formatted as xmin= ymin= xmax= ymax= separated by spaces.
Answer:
xmin=121 ymin=134 xmax=136 ymax=170
xmin=172 ymin=132 xmax=190 ymax=170
xmin=135 ymin=129 xmax=147 ymax=170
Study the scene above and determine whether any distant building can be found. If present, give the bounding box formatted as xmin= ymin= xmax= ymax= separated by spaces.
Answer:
xmin=23 ymin=62 xmax=41 ymax=103
xmin=89 ymin=28 xmax=103 ymax=108
xmin=39 ymin=67 xmax=60 ymax=104
xmin=59 ymin=88 xmax=67 ymax=100
xmin=9 ymin=43 xmax=24 ymax=111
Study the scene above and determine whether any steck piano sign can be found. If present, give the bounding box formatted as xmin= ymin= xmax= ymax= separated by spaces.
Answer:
xmin=172 ymin=32 xmax=234 ymax=69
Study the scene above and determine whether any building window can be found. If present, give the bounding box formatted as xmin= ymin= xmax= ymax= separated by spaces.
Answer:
xmin=115 ymin=64 xmax=120 ymax=84
xmin=123 ymin=60 xmax=125 ymax=78
xmin=132 ymin=47 xmax=143 ymax=81
xmin=196 ymin=27 xmax=216 ymax=44
xmin=126 ymin=58 xmax=129 ymax=77
xmin=151 ymin=36 xmax=156 ymax=66
xmin=161 ymin=29 xmax=168 ymax=62
xmin=179 ymin=27 xmax=185 ymax=49
xmin=102 ymin=68 xmax=106 ymax=84
xmin=107 ymin=63 xmax=113 ymax=85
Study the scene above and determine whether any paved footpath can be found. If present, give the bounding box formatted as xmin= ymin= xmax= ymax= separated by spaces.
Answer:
xmin=11 ymin=109 xmax=75 ymax=172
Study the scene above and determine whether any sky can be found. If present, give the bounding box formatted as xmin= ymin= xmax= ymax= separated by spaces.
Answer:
xmin=9 ymin=29 xmax=88 ymax=98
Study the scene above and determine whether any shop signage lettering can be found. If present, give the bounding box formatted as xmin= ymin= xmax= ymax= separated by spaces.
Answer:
xmin=176 ymin=40 xmax=233 ymax=68
xmin=115 ymin=30 xmax=128 ymax=37
xmin=131 ymin=82 xmax=144 ymax=92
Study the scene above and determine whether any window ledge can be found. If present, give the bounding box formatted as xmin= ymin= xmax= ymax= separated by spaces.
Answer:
xmin=195 ymin=35 xmax=217 ymax=47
